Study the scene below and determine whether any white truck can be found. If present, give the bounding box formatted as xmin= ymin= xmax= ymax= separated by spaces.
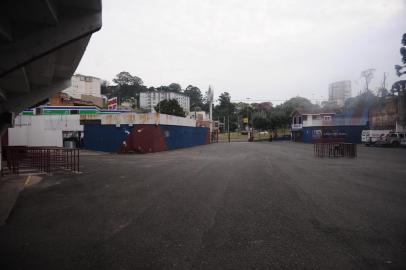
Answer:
xmin=361 ymin=130 xmax=391 ymax=146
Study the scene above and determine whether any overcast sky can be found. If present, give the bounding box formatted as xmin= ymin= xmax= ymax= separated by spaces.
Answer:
xmin=77 ymin=0 xmax=406 ymax=103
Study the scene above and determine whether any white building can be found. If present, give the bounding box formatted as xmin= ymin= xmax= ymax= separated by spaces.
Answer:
xmin=9 ymin=114 xmax=83 ymax=147
xmin=63 ymin=74 xmax=101 ymax=99
xmin=139 ymin=91 xmax=190 ymax=113
xmin=328 ymin=80 xmax=352 ymax=106
xmin=189 ymin=111 xmax=209 ymax=121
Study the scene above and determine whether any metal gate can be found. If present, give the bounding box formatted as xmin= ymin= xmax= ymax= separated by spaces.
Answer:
xmin=314 ymin=143 xmax=357 ymax=158
xmin=3 ymin=146 xmax=80 ymax=175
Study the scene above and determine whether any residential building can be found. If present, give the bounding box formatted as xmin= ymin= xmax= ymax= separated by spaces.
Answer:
xmin=49 ymin=92 xmax=103 ymax=107
xmin=189 ymin=111 xmax=213 ymax=128
xmin=291 ymin=107 xmax=368 ymax=143
xmin=328 ymin=80 xmax=352 ymax=106
xmin=139 ymin=91 xmax=190 ymax=113
xmin=63 ymin=74 xmax=102 ymax=99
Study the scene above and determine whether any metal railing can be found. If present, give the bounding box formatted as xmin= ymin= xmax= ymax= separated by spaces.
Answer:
xmin=314 ymin=143 xmax=357 ymax=158
xmin=3 ymin=146 xmax=80 ymax=175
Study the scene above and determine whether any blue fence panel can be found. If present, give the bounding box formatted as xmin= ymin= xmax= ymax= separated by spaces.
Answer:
xmin=84 ymin=124 xmax=132 ymax=152
xmin=160 ymin=125 xmax=208 ymax=150
xmin=302 ymin=125 xmax=367 ymax=143
xmin=302 ymin=127 xmax=314 ymax=143
xmin=344 ymin=125 xmax=366 ymax=143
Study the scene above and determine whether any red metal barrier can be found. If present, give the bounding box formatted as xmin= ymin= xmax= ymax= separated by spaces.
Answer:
xmin=3 ymin=146 xmax=80 ymax=175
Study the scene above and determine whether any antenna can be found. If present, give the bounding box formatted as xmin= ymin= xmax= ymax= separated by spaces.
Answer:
xmin=208 ymin=85 xmax=214 ymax=122
xmin=382 ymin=72 xmax=387 ymax=90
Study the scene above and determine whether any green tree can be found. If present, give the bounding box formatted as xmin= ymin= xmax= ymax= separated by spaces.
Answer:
xmin=155 ymin=99 xmax=185 ymax=117
xmin=156 ymin=85 xmax=170 ymax=92
xmin=395 ymin=33 xmax=406 ymax=76
xmin=218 ymin=92 xmax=232 ymax=108
xmin=113 ymin=71 xmax=143 ymax=86
xmin=184 ymin=85 xmax=203 ymax=111
xmin=344 ymin=91 xmax=378 ymax=109
xmin=253 ymin=116 xmax=270 ymax=131
xmin=212 ymin=92 xmax=238 ymax=132
xmin=111 ymin=71 xmax=146 ymax=103
xmin=168 ymin=83 xmax=182 ymax=93
xmin=392 ymin=33 xmax=406 ymax=95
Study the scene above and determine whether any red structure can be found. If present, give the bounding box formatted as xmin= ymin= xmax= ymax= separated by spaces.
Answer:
xmin=124 ymin=125 xmax=167 ymax=153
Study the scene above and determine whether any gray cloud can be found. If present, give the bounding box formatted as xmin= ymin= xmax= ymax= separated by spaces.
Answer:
xmin=77 ymin=0 xmax=406 ymax=102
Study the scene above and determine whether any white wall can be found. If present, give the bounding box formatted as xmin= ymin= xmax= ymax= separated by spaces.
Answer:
xmin=81 ymin=113 xmax=196 ymax=127
xmin=8 ymin=115 xmax=83 ymax=147
xmin=63 ymin=74 xmax=101 ymax=99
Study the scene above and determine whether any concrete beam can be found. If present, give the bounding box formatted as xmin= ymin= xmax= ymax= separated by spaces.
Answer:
xmin=0 ymin=18 xmax=12 ymax=43
xmin=0 ymin=68 xmax=30 ymax=93
xmin=44 ymin=0 xmax=59 ymax=25
xmin=0 ymin=11 xmax=101 ymax=77
xmin=6 ymin=79 xmax=71 ymax=114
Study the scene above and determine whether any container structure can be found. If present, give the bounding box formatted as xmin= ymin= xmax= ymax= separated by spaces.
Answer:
xmin=82 ymin=113 xmax=210 ymax=153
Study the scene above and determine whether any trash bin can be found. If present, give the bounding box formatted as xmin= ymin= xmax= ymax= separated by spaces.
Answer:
xmin=64 ymin=140 xmax=76 ymax=148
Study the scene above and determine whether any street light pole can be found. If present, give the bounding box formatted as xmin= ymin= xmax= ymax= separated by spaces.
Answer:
xmin=246 ymin=97 xmax=251 ymax=141
xmin=228 ymin=115 xmax=230 ymax=143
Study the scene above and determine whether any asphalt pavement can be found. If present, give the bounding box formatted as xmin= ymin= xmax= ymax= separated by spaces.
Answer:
xmin=1 ymin=142 xmax=406 ymax=269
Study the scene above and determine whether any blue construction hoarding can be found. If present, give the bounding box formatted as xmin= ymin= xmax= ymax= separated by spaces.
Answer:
xmin=84 ymin=124 xmax=210 ymax=153
xmin=302 ymin=125 xmax=367 ymax=143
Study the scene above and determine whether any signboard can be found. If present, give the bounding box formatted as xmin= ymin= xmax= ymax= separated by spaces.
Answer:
xmin=313 ymin=128 xmax=347 ymax=140
xmin=243 ymin=117 xmax=249 ymax=124
xmin=107 ymin=97 xmax=117 ymax=110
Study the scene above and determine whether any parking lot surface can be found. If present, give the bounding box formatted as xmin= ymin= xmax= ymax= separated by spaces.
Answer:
xmin=1 ymin=142 xmax=405 ymax=269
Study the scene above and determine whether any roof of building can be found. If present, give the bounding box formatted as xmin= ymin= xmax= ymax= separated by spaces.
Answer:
xmin=73 ymin=74 xmax=101 ymax=81
xmin=141 ymin=91 xmax=189 ymax=98
xmin=292 ymin=107 xmax=342 ymax=116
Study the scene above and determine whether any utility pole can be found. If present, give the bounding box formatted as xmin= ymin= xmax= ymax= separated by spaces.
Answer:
xmin=158 ymin=92 xmax=161 ymax=113
xmin=208 ymin=86 xmax=213 ymax=121
xmin=228 ymin=115 xmax=230 ymax=143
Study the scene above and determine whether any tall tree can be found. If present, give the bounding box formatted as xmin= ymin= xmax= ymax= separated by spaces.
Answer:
xmin=155 ymin=99 xmax=185 ymax=117
xmin=361 ymin=69 xmax=375 ymax=92
xmin=395 ymin=33 xmax=406 ymax=77
xmin=218 ymin=92 xmax=232 ymax=109
xmin=113 ymin=71 xmax=143 ymax=86
xmin=111 ymin=72 xmax=146 ymax=103
xmin=213 ymin=92 xmax=237 ymax=131
xmin=156 ymin=85 xmax=170 ymax=92
xmin=253 ymin=116 xmax=270 ymax=131
xmin=168 ymin=83 xmax=182 ymax=93
xmin=184 ymin=85 xmax=203 ymax=111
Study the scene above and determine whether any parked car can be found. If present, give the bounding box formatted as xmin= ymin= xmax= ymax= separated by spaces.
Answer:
xmin=361 ymin=130 xmax=391 ymax=146
xmin=400 ymin=137 xmax=406 ymax=147
xmin=378 ymin=131 xmax=406 ymax=146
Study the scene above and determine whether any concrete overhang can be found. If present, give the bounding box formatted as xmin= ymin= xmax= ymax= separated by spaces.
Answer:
xmin=0 ymin=0 xmax=102 ymax=132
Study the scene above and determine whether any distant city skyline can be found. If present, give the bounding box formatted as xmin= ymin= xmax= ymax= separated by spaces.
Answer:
xmin=77 ymin=0 xmax=406 ymax=103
